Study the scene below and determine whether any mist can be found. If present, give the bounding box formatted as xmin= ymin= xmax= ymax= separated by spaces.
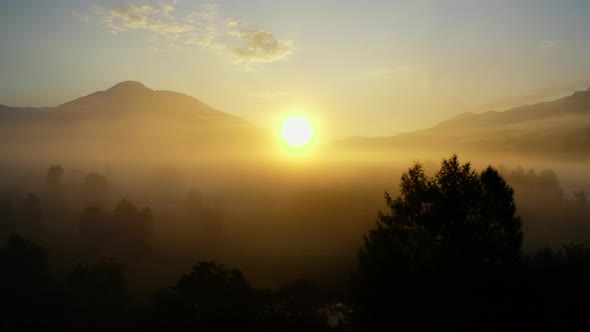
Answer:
xmin=1 ymin=81 xmax=589 ymax=330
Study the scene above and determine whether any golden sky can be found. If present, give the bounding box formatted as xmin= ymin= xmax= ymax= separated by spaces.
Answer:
xmin=1 ymin=0 xmax=590 ymax=139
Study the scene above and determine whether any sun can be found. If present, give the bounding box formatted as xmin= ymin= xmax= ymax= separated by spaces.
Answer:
xmin=281 ymin=116 xmax=314 ymax=148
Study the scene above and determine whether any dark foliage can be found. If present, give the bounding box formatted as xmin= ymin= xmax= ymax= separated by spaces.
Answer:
xmin=150 ymin=261 xmax=268 ymax=331
xmin=355 ymin=155 xmax=524 ymax=331
xmin=269 ymin=279 xmax=333 ymax=331
xmin=60 ymin=260 xmax=129 ymax=331
xmin=521 ymin=244 xmax=590 ymax=330
xmin=82 ymin=173 xmax=111 ymax=208
xmin=0 ymin=157 xmax=589 ymax=331
xmin=0 ymin=234 xmax=54 ymax=331
xmin=79 ymin=199 xmax=152 ymax=260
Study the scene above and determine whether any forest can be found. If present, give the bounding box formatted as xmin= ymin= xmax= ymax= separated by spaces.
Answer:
xmin=1 ymin=155 xmax=589 ymax=331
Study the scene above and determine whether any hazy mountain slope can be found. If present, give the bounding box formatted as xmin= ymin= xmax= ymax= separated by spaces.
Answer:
xmin=0 ymin=81 xmax=266 ymax=162
xmin=435 ymin=87 xmax=590 ymax=130
xmin=57 ymin=81 xmax=245 ymax=123
xmin=340 ymin=88 xmax=590 ymax=160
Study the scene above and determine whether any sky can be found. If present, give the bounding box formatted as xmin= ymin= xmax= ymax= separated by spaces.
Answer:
xmin=1 ymin=0 xmax=590 ymax=139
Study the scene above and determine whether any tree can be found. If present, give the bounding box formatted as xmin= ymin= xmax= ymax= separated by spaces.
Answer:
xmin=78 ymin=199 xmax=152 ymax=260
xmin=79 ymin=206 xmax=112 ymax=257
xmin=111 ymin=199 xmax=152 ymax=258
xmin=270 ymin=279 xmax=332 ymax=332
xmin=0 ymin=187 xmax=19 ymax=238
xmin=150 ymin=261 xmax=267 ymax=331
xmin=46 ymin=165 xmax=64 ymax=187
xmin=45 ymin=164 xmax=66 ymax=217
xmin=354 ymin=155 xmax=523 ymax=331
xmin=523 ymin=243 xmax=590 ymax=331
xmin=82 ymin=173 xmax=111 ymax=208
xmin=21 ymin=194 xmax=44 ymax=241
xmin=61 ymin=260 xmax=128 ymax=332
xmin=0 ymin=235 xmax=54 ymax=330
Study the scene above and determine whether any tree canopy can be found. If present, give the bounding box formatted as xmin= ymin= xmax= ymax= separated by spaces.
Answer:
xmin=355 ymin=155 xmax=524 ymax=331
xmin=360 ymin=155 xmax=522 ymax=272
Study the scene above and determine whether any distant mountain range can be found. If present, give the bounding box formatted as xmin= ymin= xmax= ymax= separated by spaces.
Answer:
xmin=338 ymin=87 xmax=590 ymax=160
xmin=0 ymin=81 xmax=265 ymax=162
xmin=1 ymin=81 xmax=589 ymax=162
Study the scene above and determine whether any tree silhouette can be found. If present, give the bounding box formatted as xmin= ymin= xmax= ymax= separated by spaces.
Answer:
xmin=0 ymin=234 xmax=54 ymax=330
xmin=78 ymin=199 xmax=152 ymax=260
xmin=0 ymin=187 xmax=19 ymax=238
xmin=150 ymin=261 xmax=268 ymax=331
xmin=21 ymin=194 xmax=44 ymax=242
xmin=79 ymin=206 xmax=112 ymax=257
xmin=354 ymin=155 xmax=523 ymax=331
xmin=61 ymin=260 xmax=128 ymax=332
xmin=501 ymin=167 xmax=590 ymax=248
xmin=111 ymin=199 xmax=152 ymax=258
xmin=82 ymin=173 xmax=111 ymax=208
xmin=47 ymin=165 xmax=64 ymax=187
xmin=270 ymin=279 xmax=331 ymax=332
xmin=45 ymin=164 xmax=65 ymax=219
xmin=522 ymin=243 xmax=590 ymax=331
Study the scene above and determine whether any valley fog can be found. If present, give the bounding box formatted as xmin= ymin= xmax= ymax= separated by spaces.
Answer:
xmin=1 ymin=149 xmax=588 ymax=297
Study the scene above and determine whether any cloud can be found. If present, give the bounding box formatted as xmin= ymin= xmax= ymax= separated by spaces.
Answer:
xmin=225 ymin=18 xmax=244 ymax=28
xmin=230 ymin=30 xmax=293 ymax=64
xmin=540 ymin=39 xmax=557 ymax=49
xmin=77 ymin=1 xmax=294 ymax=66
xmin=86 ymin=2 xmax=206 ymax=39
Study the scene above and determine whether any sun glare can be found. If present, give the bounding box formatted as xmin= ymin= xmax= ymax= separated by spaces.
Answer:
xmin=281 ymin=116 xmax=314 ymax=148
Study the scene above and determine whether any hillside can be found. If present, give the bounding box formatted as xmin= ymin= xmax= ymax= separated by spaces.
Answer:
xmin=339 ymin=88 xmax=590 ymax=160
xmin=0 ymin=81 xmax=265 ymax=162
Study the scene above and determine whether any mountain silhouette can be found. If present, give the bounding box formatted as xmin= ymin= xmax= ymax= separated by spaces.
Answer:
xmin=435 ymin=87 xmax=590 ymax=130
xmin=0 ymin=81 xmax=265 ymax=162
xmin=3 ymin=82 xmax=588 ymax=162
xmin=57 ymin=81 xmax=244 ymax=122
xmin=339 ymin=87 xmax=590 ymax=160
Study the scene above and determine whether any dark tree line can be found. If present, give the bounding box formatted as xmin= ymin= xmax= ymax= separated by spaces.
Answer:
xmin=0 ymin=156 xmax=589 ymax=331
xmin=353 ymin=155 xmax=590 ymax=331
xmin=500 ymin=166 xmax=590 ymax=248
xmin=0 ymin=235 xmax=346 ymax=332
xmin=79 ymin=199 xmax=153 ymax=259
xmin=0 ymin=164 xmax=226 ymax=252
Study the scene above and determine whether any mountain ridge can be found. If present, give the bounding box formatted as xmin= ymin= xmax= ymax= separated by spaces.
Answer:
xmin=434 ymin=87 xmax=590 ymax=131
xmin=339 ymin=86 xmax=590 ymax=160
xmin=0 ymin=81 xmax=265 ymax=161
xmin=2 ymin=81 xmax=588 ymax=161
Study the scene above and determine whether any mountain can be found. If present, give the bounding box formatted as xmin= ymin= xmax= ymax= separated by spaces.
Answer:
xmin=0 ymin=81 xmax=265 ymax=162
xmin=1 ymin=81 xmax=248 ymax=127
xmin=435 ymin=87 xmax=590 ymax=130
xmin=3 ymin=81 xmax=589 ymax=163
xmin=339 ymin=87 xmax=590 ymax=160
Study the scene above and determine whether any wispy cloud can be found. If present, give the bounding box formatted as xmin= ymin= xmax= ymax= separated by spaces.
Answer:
xmin=76 ymin=1 xmax=294 ymax=67
xmin=230 ymin=30 xmax=293 ymax=64
xmin=540 ymin=39 xmax=558 ymax=49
